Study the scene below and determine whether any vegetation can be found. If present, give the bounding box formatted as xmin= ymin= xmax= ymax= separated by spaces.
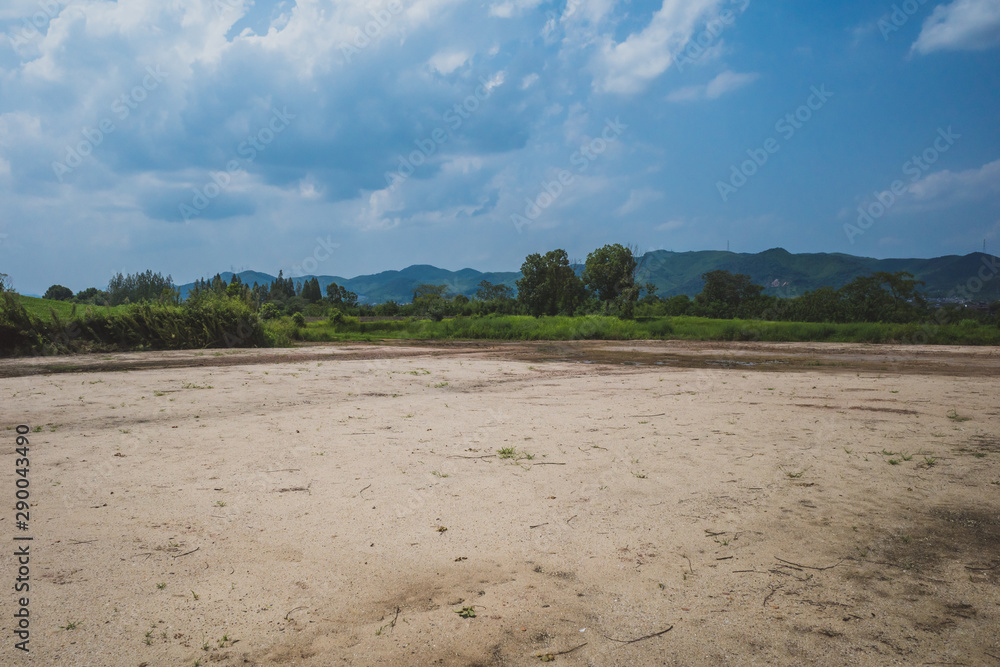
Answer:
xmin=2 ymin=243 xmax=998 ymax=356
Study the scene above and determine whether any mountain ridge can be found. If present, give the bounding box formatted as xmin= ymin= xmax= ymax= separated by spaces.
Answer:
xmin=177 ymin=248 xmax=1000 ymax=304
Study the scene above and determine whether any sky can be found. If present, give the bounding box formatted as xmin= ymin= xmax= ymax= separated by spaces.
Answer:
xmin=1 ymin=0 xmax=999 ymax=294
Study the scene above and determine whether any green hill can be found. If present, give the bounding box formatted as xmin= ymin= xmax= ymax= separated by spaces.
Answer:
xmin=176 ymin=249 xmax=1000 ymax=304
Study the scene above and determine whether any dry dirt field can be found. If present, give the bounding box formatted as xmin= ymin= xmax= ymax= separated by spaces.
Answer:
xmin=1 ymin=340 xmax=998 ymax=666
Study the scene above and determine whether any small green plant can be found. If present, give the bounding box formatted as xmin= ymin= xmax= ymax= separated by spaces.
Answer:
xmin=156 ymin=582 xmax=166 ymax=590
xmin=922 ymin=456 xmax=937 ymax=467
xmin=153 ymin=391 xmax=165 ymax=396
xmin=900 ymin=452 xmax=913 ymax=461
xmin=455 ymin=606 xmax=477 ymax=618
xmin=434 ymin=382 xmax=449 ymax=388
xmin=786 ymin=470 xmax=804 ymax=479
xmin=60 ymin=620 xmax=79 ymax=630
xmin=947 ymin=409 xmax=971 ymax=422
xmin=497 ymin=447 xmax=517 ymax=459
xmin=430 ymin=470 xmax=449 ymax=478
xmin=218 ymin=634 xmax=230 ymax=648
xmin=215 ymin=500 xmax=226 ymax=507
xmin=888 ymin=458 xmax=901 ymax=465
xmin=191 ymin=590 xmax=200 ymax=601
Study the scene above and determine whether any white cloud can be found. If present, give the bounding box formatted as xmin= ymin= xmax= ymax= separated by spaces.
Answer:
xmin=912 ymin=0 xmax=1000 ymax=54
xmin=592 ymin=0 xmax=723 ymax=94
xmin=616 ymin=188 xmax=663 ymax=216
xmin=428 ymin=50 xmax=469 ymax=75
xmin=488 ymin=0 xmax=544 ymax=18
xmin=655 ymin=219 xmax=684 ymax=232
xmin=666 ymin=70 xmax=758 ymax=102
xmin=905 ymin=158 xmax=1000 ymax=204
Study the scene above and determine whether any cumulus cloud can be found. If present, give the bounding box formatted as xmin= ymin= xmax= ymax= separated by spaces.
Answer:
xmin=591 ymin=0 xmax=724 ymax=94
xmin=912 ymin=0 xmax=1000 ymax=54
xmin=666 ymin=69 xmax=758 ymax=102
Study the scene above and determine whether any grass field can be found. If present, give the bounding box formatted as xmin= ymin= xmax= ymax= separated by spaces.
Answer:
xmin=272 ymin=313 xmax=1000 ymax=346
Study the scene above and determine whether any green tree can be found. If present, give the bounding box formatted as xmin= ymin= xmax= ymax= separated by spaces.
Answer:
xmin=412 ymin=284 xmax=449 ymax=317
xmin=106 ymin=270 xmax=176 ymax=306
xmin=517 ymin=249 xmax=586 ymax=317
xmin=325 ymin=282 xmax=358 ymax=308
xmin=475 ymin=280 xmax=514 ymax=302
xmin=582 ymin=243 xmax=638 ymax=309
xmin=43 ymin=284 xmax=74 ymax=301
xmin=695 ymin=270 xmax=763 ymax=318
xmin=839 ymin=271 xmax=926 ymax=322
xmin=301 ymin=277 xmax=322 ymax=303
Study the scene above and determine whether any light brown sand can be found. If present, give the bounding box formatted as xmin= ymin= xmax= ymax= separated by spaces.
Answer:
xmin=1 ymin=341 xmax=998 ymax=666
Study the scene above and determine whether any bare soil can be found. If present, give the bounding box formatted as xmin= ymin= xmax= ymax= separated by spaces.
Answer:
xmin=1 ymin=340 xmax=998 ymax=665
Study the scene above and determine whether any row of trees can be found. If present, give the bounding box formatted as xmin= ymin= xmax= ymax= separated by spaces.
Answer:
xmin=35 ymin=246 xmax=998 ymax=326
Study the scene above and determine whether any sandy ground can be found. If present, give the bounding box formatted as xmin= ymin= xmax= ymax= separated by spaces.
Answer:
xmin=1 ymin=340 xmax=998 ymax=666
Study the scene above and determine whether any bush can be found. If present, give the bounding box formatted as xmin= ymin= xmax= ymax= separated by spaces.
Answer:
xmin=291 ymin=312 xmax=306 ymax=328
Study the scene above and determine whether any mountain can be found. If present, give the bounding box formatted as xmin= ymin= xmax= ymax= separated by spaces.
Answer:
xmin=177 ymin=249 xmax=1000 ymax=303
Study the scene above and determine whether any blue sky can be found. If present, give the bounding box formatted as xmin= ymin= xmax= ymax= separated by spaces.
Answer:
xmin=1 ymin=0 xmax=999 ymax=294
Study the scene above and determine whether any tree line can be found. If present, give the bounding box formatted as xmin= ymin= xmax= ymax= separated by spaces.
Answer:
xmin=35 ymin=244 xmax=1000 ymax=326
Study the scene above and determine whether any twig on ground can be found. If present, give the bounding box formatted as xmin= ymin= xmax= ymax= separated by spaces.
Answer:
xmin=628 ymin=413 xmax=665 ymax=418
xmin=359 ymin=484 xmax=372 ymax=497
xmin=530 ymin=523 xmax=548 ymax=529
xmin=763 ymin=585 xmax=781 ymax=607
xmin=775 ymin=556 xmax=843 ymax=571
xmin=684 ymin=555 xmax=694 ymax=574
xmin=285 ymin=606 xmax=307 ymax=620
xmin=172 ymin=547 xmax=200 ymax=558
xmin=264 ymin=468 xmax=300 ymax=473
xmin=601 ymin=626 xmax=673 ymax=644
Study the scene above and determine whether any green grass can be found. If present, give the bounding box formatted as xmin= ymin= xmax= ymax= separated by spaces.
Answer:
xmin=276 ymin=314 xmax=1000 ymax=346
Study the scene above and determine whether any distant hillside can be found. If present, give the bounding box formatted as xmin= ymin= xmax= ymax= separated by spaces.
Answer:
xmin=178 ymin=249 xmax=1000 ymax=303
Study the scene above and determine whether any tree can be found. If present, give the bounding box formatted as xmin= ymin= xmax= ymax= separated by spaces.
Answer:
xmin=695 ymin=270 xmax=763 ymax=318
xmin=839 ymin=271 xmax=926 ymax=323
xmin=106 ymin=270 xmax=176 ymax=305
xmin=74 ymin=287 xmax=109 ymax=304
xmin=301 ymin=277 xmax=322 ymax=303
xmin=517 ymin=249 xmax=586 ymax=317
xmin=412 ymin=284 xmax=449 ymax=315
xmin=44 ymin=284 xmax=74 ymax=301
xmin=582 ymin=243 xmax=637 ymax=306
xmin=475 ymin=280 xmax=514 ymax=302
xmin=325 ymin=282 xmax=358 ymax=308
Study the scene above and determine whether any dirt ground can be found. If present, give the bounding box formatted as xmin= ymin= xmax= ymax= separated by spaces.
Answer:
xmin=1 ymin=340 xmax=998 ymax=666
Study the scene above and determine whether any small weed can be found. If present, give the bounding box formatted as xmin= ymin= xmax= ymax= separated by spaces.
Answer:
xmin=153 ymin=391 xmax=165 ymax=396
xmin=843 ymin=447 xmax=853 ymax=454
xmin=497 ymin=447 xmax=517 ymax=459
xmin=921 ymin=456 xmax=937 ymax=467
xmin=191 ymin=591 xmax=200 ymax=601
xmin=888 ymin=458 xmax=901 ymax=465
xmin=634 ymin=472 xmax=647 ymax=479
xmin=202 ymin=641 xmax=210 ymax=651
xmin=900 ymin=452 xmax=913 ymax=461
xmin=901 ymin=535 xmax=911 ymax=543
xmin=218 ymin=634 xmax=230 ymax=648
xmin=455 ymin=606 xmax=477 ymax=618
xmin=947 ymin=409 xmax=971 ymax=422
xmin=32 ymin=426 xmax=42 ymax=433
xmin=972 ymin=452 xmax=987 ymax=458
xmin=786 ymin=470 xmax=804 ymax=479
xmin=156 ymin=582 xmax=166 ymax=590
xmin=430 ymin=470 xmax=450 ymax=478
xmin=60 ymin=620 xmax=79 ymax=630
xmin=215 ymin=500 xmax=226 ymax=508
xmin=434 ymin=382 xmax=449 ymax=388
